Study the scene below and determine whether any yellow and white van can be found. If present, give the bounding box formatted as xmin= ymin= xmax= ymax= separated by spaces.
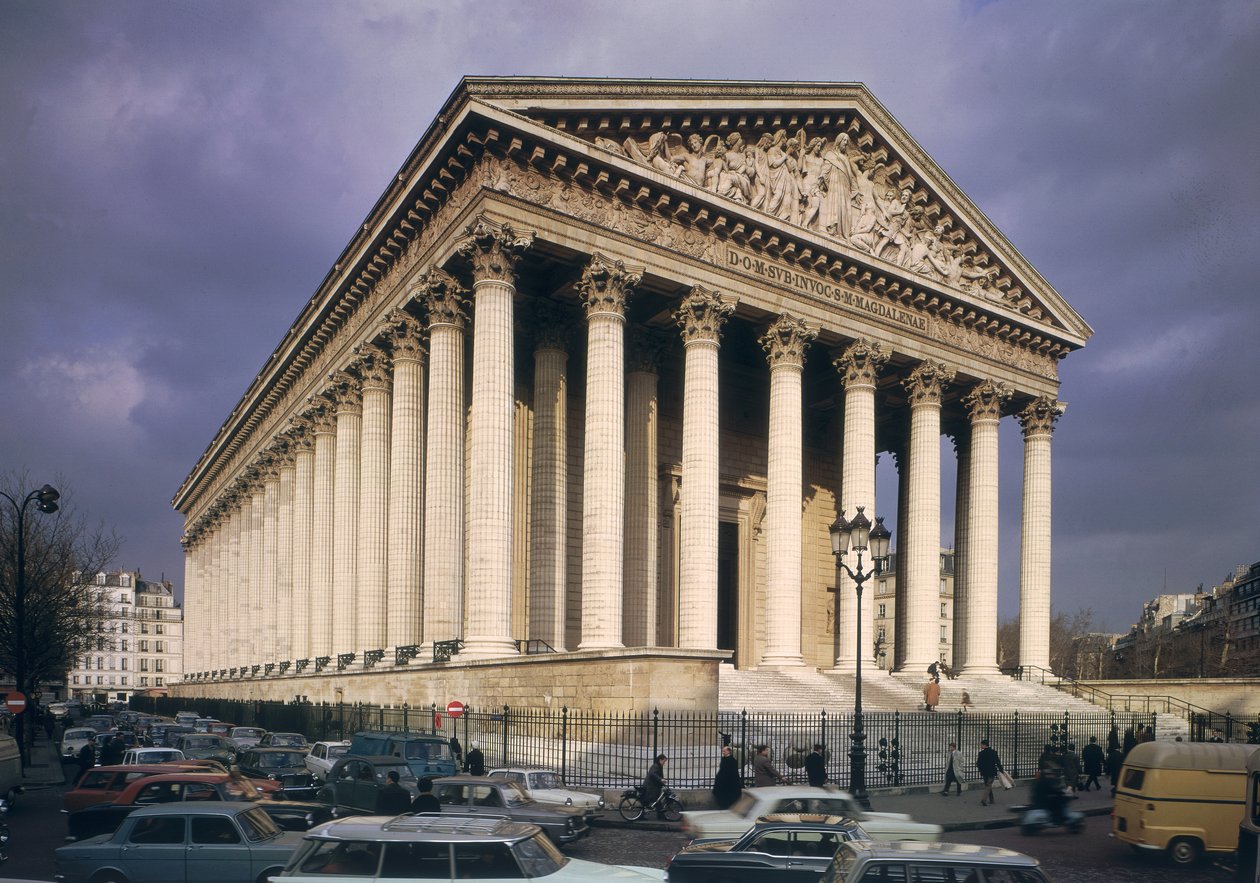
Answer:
xmin=1112 ymin=740 xmax=1254 ymax=865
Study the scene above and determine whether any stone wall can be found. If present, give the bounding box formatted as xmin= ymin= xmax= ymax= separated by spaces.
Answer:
xmin=1075 ymin=678 xmax=1260 ymax=717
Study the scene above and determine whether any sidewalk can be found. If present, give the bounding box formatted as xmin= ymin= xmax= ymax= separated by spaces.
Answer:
xmin=19 ymin=731 xmax=67 ymax=789
xmin=864 ymin=781 xmax=1114 ymax=832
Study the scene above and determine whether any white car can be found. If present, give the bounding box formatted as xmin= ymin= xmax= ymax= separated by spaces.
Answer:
xmin=61 ymin=727 xmax=97 ymax=760
xmin=488 ymin=767 xmax=606 ymax=816
xmin=229 ymin=726 xmax=266 ymax=750
xmin=304 ymin=740 xmax=351 ymax=781
xmin=121 ymin=747 xmax=186 ymax=765
xmin=680 ymin=785 xmax=943 ymax=842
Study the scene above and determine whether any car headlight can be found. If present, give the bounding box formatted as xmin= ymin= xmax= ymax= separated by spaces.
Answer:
xmin=565 ymin=797 xmax=573 ymax=805
xmin=305 ymin=812 xmax=315 ymax=825
xmin=597 ymin=798 xmax=606 ymax=809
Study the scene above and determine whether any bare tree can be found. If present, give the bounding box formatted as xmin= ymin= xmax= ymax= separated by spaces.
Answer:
xmin=0 ymin=474 xmax=119 ymax=763
xmin=997 ymin=607 xmax=1103 ymax=677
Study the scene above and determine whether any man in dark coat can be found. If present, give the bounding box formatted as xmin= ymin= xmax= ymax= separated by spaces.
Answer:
xmin=805 ymin=744 xmax=828 ymax=787
xmin=976 ymin=738 xmax=1003 ymax=806
xmin=377 ymin=770 xmax=411 ymax=814
xmin=75 ymin=742 xmax=95 ymax=784
xmin=98 ymin=734 xmax=124 ymax=767
xmin=464 ymin=741 xmax=485 ymax=776
xmin=411 ymin=776 xmax=440 ymax=814
xmin=712 ymin=746 xmax=742 ymax=809
xmin=1080 ymin=736 xmax=1105 ymax=791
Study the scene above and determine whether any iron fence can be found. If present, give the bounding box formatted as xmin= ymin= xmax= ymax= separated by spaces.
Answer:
xmin=137 ymin=696 xmax=1163 ymax=791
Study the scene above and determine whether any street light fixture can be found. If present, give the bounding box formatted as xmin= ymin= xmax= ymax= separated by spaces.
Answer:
xmin=1 ymin=483 xmax=60 ymax=768
xmin=829 ymin=505 xmax=891 ymax=811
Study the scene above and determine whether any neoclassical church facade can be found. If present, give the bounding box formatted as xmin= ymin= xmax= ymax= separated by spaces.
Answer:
xmin=173 ymin=78 xmax=1091 ymax=711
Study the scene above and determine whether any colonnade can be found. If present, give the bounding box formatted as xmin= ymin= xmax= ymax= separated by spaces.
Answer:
xmin=180 ymin=219 xmax=1063 ymax=681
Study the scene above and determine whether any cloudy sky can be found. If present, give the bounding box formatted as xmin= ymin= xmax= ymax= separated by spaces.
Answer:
xmin=2 ymin=1 xmax=1256 ymax=633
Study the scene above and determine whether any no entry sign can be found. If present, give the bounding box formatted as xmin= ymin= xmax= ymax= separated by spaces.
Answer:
xmin=5 ymin=692 xmax=27 ymax=713
xmin=446 ymin=700 xmax=465 ymax=719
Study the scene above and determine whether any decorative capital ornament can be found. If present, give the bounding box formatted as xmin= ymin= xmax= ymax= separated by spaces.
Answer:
xmin=628 ymin=327 xmax=672 ymax=373
xmin=457 ymin=217 xmax=534 ymax=285
xmin=353 ymin=343 xmax=392 ymax=391
xmin=833 ymin=339 xmax=890 ymax=388
xmin=963 ymin=380 xmax=1012 ymax=422
xmin=902 ymin=361 xmax=956 ymax=406
xmin=416 ymin=267 xmax=469 ymax=329
xmin=526 ymin=300 xmax=575 ymax=351
xmin=379 ymin=308 xmax=426 ymax=363
xmin=326 ymin=369 xmax=362 ymax=414
xmin=760 ymin=314 xmax=818 ymax=368
xmin=674 ymin=285 xmax=735 ymax=345
xmin=578 ymin=252 xmax=642 ymax=319
xmin=1017 ymin=395 xmax=1065 ymax=437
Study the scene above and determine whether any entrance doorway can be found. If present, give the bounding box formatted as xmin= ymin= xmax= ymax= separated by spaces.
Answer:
xmin=716 ymin=521 xmax=739 ymax=655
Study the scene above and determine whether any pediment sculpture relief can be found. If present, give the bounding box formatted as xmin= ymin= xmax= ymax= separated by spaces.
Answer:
xmin=593 ymin=127 xmax=1017 ymax=309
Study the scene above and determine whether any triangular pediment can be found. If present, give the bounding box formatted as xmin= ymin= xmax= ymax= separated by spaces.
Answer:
xmin=442 ymin=77 xmax=1089 ymax=347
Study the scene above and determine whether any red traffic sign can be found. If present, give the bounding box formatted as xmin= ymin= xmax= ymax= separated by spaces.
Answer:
xmin=446 ymin=700 xmax=465 ymax=719
xmin=5 ymin=692 xmax=27 ymax=713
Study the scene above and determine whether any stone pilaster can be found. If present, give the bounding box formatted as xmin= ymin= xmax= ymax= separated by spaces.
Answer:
xmin=329 ymin=371 xmax=362 ymax=656
xmin=831 ymin=339 xmax=889 ymax=672
xmin=528 ymin=305 xmax=571 ymax=650
xmin=675 ymin=285 xmax=735 ymax=649
xmin=959 ymin=380 xmax=1011 ymax=674
xmin=459 ymin=219 xmax=533 ymax=659
xmin=578 ymin=253 xmax=641 ymax=650
xmin=290 ymin=417 xmax=315 ymax=663
xmin=309 ymin=405 xmax=337 ymax=659
xmin=355 ymin=344 xmax=392 ymax=654
xmin=382 ymin=310 xmax=426 ymax=651
xmin=759 ymin=314 xmax=817 ymax=667
xmin=420 ymin=268 xmax=469 ymax=648
xmin=1018 ymin=395 xmax=1064 ymax=671
xmin=899 ymin=361 xmax=955 ymax=671
xmin=625 ymin=328 xmax=669 ymax=647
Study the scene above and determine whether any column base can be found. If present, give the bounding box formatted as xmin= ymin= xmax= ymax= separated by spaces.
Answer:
xmin=577 ymin=640 xmax=625 ymax=652
xmin=460 ymin=639 xmax=520 ymax=661
xmin=826 ymin=660 xmax=882 ymax=675
xmin=958 ymin=664 xmax=1004 ymax=677
xmin=895 ymin=658 xmax=939 ymax=675
xmin=757 ymin=655 xmax=806 ymax=668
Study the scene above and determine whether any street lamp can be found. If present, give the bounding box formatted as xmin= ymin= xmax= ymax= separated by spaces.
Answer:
xmin=829 ymin=505 xmax=891 ymax=811
xmin=1 ymin=483 xmax=60 ymax=768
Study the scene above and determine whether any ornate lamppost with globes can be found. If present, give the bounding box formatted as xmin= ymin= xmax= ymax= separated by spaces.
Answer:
xmin=829 ymin=505 xmax=891 ymax=810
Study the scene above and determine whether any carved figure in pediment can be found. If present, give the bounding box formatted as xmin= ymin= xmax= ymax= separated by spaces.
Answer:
xmin=849 ymin=190 xmax=880 ymax=253
xmin=676 ymin=133 xmax=720 ymax=187
xmin=799 ymin=137 xmax=827 ymax=231
xmin=623 ymin=131 xmax=680 ymax=178
xmin=820 ymin=134 xmax=858 ymax=238
xmin=717 ymin=133 xmax=752 ymax=203
xmin=594 ymin=136 xmax=625 ymax=156
xmin=748 ymin=132 xmax=772 ymax=210
xmin=873 ymin=187 xmax=914 ymax=264
xmin=765 ymin=129 xmax=805 ymax=225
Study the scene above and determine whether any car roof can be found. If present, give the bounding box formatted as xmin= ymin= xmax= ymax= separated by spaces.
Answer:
xmin=247 ymin=747 xmax=306 ymax=754
xmin=125 ymin=772 xmax=232 ymax=784
xmin=129 ymin=800 xmax=256 ymax=817
xmin=264 ymin=732 xmax=306 ymax=738
xmin=489 ymin=767 xmax=558 ymax=774
xmin=313 ymin=740 xmax=351 ymax=746
xmin=433 ymin=775 xmax=513 ymax=785
xmin=306 ymin=814 xmax=539 ymax=843
xmin=751 ymin=813 xmax=862 ymax=830
xmin=747 ymin=785 xmax=853 ymax=799
xmin=337 ymin=754 xmax=406 ymax=764
xmin=838 ymin=841 xmax=1040 ymax=866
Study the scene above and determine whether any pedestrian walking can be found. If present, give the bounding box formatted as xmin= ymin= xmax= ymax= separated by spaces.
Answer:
xmin=923 ymin=677 xmax=941 ymax=712
xmin=1106 ymin=744 xmax=1125 ymax=797
xmin=712 ymin=745 xmax=742 ymax=809
xmin=449 ymin=735 xmax=463 ymax=766
xmin=940 ymin=742 xmax=963 ymax=796
xmin=75 ymin=742 xmax=94 ymax=784
xmin=976 ymin=738 xmax=1004 ymax=806
xmin=805 ymin=743 xmax=827 ymax=787
xmin=959 ymin=691 xmax=973 ymax=712
xmin=752 ymin=745 xmax=786 ymax=786
xmin=464 ymin=740 xmax=485 ymax=776
xmin=1062 ymin=743 xmax=1081 ymax=793
xmin=1081 ymin=736 xmax=1105 ymax=791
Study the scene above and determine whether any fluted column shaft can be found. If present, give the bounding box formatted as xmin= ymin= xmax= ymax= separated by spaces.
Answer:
xmin=310 ymin=410 xmax=337 ymax=658
xmin=291 ymin=428 xmax=315 ymax=662
xmin=225 ymin=506 xmax=242 ymax=671
xmin=530 ymin=339 xmax=568 ymax=650
xmin=833 ymin=340 xmax=888 ymax=672
xmin=899 ymin=362 xmax=954 ymax=671
xmin=246 ymin=483 xmax=265 ymax=666
xmin=624 ymin=329 xmax=665 ymax=648
xmin=357 ymin=349 xmax=392 ymax=653
xmin=1019 ymin=397 xmax=1063 ymax=671
xmin=385 ymin=314 xmax=426 ymax=651
xmin=421 ymin=270 xmax=468 ymax=647
xmin=760 ymin=315 xmax=817 ymax=667
xmin=261 ymin=468 xmax=280 ymax=664
xmin=675 ymin=287 xmax=734 ymax=649
xmin=331 ymin=377 xmax=362 ymax=655
xmin=277 ymin=456 xmax=295 ymax=662
xmin=960 ymin=381 xmax=1010 ymax=674
xmin=181 ymin=542 xmax=196 ymax=672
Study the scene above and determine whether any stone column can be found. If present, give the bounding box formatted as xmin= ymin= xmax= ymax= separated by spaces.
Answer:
xmin=832 ymin=339 xmax=889 ymax=672
xmin=180 ymin=535 xmax=196 ymax=673
xmin=382 ymin=310 xmax=426 ymax=651
xmin=577 ymin=254 xmax=641 ymax=651
xmin=356 ymin=345 xmax=392 ymax=654
xmin=309 ymin=404 xmax=337 ymax=659
xmin=951 ymin=433 xmax=970 ymax=669
xmin=674 ymin=286 xmax=735 ymax=650
xmin=625 ymin=329 xmax=668 ymax=648
xmin=227 ymin=488 xmax=245 ymax=671
xmin=959 ymin=381 xmax=1011 ymax=674
xmin=276 ymin=444 xmax=295 ymax=663
xmin=290 ymin=417 xmax=315 ymax=663
xmin=759 ymin=314 xmax=817 ymax=667
xmin=1018 ymin=396 xmax=1064 ymax=671
xmin=459 ymin=220 xmax=533 ymax=659
xmin=330 ymin=371 xmax=362 ymax=657
xmin=420 ymin=268 xmax=469 ymax=648
xmin=528 ymin=306 xmax=570 ymax=651
xmin=261 ymin=460 xmax=280 ymax=666
xmin=246 ymin=474 xmax=265 ymax=667
xmin=899 ymin=361 xmax=955 ymax=671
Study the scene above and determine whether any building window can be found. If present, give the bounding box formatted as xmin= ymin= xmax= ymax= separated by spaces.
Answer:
xmin=941 ymin=603 xmax=948 ymax=618
xmin=156 ymin=624 xmax=164 ymax=634
xmin=121 ymin=640 xmax=128 ymax=652
xmin=940 ymin=578 xmax=947 ymax=594
xmin=155 ymin=677 xmax=163 ymax=686
xmin=121 ymin=622 xmax=128 ymax=633
xmin=121 ymin=658 xmax=128 ymax=671
xmin=72 ymin=676 xmax=79 ymax=685
xmin=96 ymin=676 xmax=103 ymax=685
xmin=155 ymin=641 xmax=164 ymax=653
xmin=140 ymin=623 xmax=148 ymax=633
xmin=120 ymin=574 xmax=131 ymax=587
xmin=155 ymin=659 xmax=164 ymax=672
xmin=96 ymin=656 xmax=103 ymax=669
xmin=140 ymin=659 xmax=149 ymax=672
xmin=941 ymin=626 xmax=948 ymax=642
xmin=139 ymin=677 xmax=148 ymax=687
xmin=878 ymin=603 xmax=887 ymax=618
xmin=96 ymin=573 xmax=106 ymax=585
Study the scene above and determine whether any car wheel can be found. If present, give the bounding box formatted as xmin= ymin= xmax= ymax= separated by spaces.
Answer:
xmin=4 ymin=787 xmax=17 ymax=807
xmin=258 ymin=868 xmax=284 ymax=883
xmin=90 ymin=872 xmax=128 ymax=883
xmin=1168 ymin=837 xmax=1202 ymax=866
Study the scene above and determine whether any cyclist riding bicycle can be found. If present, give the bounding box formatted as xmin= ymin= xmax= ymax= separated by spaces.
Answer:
xmin=642 ymin=753 xmax=667 ymax=815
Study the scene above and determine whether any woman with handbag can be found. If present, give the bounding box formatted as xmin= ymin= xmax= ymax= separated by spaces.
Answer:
xmin=976 ymin=738 xmax=1005 ymax=806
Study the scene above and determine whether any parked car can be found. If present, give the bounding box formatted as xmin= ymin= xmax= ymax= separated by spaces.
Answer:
xmin=83 ymin=714 xmax=116 ymax=733
xmin=819 ymin=840 xmax=1050 ymax=883
xmin=121 ymin=747 xmax=186 ymax=765
xmin=208 ymin=721 xmax=237 ymax=738
xmin=489 ymin=767 xmax=606 ymax=819
xmin=175 ymin=732 xmax=237 ymax=765
xmin=304 ymin=740 xmax=351 ymax=782
xmin=65 ymin=772 xmax=333 ymax=840
xmin=236 ymin=748 xmax=320 ymax=800
xmin=666 ymin=814 xmax=869 ymax=883
xmin=193 ymin=717 xmax=219 ymax=732
xmin=175 ymin=710 xmax=200 ymax=727
xmin=229 ymin=726 xmax=267 ymax=750
xmin=431 ymin=774 xmax=590 ymax=845
xmin=150 ymin=723 xmax=194 ymax=747
xmin=275 ymin=814 xmax=665 ymax=881
xmin=56 ymin=801 xmax=304 ymax=883
xmin=60 ymin=727 xmax=97 ymax=761
xmin=63 ymin=763 xmax=240 ymax=812
xmin=318 ymin=756 xmax=421 ymax=815
xmin=348 ymin=730 xmax=458 ymax=779
xmin=681 ymin=786 xmax=942 ymax=842
xmin=259 ymin=732 xmax=310 ymax=751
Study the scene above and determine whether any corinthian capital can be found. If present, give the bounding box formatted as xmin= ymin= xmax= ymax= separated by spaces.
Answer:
xmin=326 ymin=369 xmax=362 ymax=414
xmin=379 ymin=309 xmax=426 ymax=364
xmin=902 ymin=361 xmax=956 ymax=406
xmin=353 ymin=343 xmax=393 ymax=391
xmin=760 ymin=314 xmax=818 ymax=368
xmin=674 ymin=285 xmax=736 ymax=345
xmin=833 ymin=339 xmax=890 ymax=388
xmin=578 ymin=253 xmax=642 ymax=319
xmin=963 ymin=380 xmax=1012 ymax=422
xmin=628 ymin=327 xmax=672 ymax=373
xmin=416 ymin=268 xmax=469 ymax=329
xmin=457 ymin=217 xmax=534 ymax=285
xmin=1017 ymin=395 xmax=1065 ymax=437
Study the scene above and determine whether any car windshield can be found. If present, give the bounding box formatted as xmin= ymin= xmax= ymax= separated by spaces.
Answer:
xmin=184 ymin=736 xmax=219 ymax=749
xmin=327 ymin=744 xmax=349 ymax=758
xmin=238 ymin=807 xmax=281 ymax=841
xmin=269 ymin=734 xmax=305 ymax=747
xmin=65 ymin=729 xmax=95 ymax=740
xmin=529 ymin=772 xmax=564 ymax=790
xmin=377 ymin=765 xmax=417 ymax=784
xmin=513 ymin=832 xmax=568 ymax=875
xmin=232 ymin=728 xmax=264 ymax=739
xmin=404 ymin=740 xmax=453 ymax=761
xmin=500 ymin=782 xmax=530 ymax=806
xmin=258 ymin=751 xmax=306 ymax=768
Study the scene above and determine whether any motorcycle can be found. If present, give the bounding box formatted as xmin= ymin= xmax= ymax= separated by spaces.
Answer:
xmin=1010 ymin=797 xmax=1084 ymax=835
xmin=1 ymin=798 xmax=10 ymax=864
xmin=618 ymin=785 xmax=683 ymax=822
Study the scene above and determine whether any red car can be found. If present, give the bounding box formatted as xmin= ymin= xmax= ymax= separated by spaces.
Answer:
xmin=63 ymin=762 xmax=277 ymax=813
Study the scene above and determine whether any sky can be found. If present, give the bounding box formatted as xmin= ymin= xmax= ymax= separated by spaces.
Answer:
xmin=1 ymin=0 xmax=1257 ymax=634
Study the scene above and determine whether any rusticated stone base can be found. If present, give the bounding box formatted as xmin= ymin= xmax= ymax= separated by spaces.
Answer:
xmin=168 ymin=647 xmax=727 ymax=713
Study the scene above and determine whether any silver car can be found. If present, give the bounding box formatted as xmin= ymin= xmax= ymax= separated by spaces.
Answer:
xmin=54 ymin=801 xmax=304 ymax=883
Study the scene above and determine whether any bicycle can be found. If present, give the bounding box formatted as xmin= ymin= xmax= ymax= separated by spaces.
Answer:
xmin=618 ymin=785 xmax=683 ymax=822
